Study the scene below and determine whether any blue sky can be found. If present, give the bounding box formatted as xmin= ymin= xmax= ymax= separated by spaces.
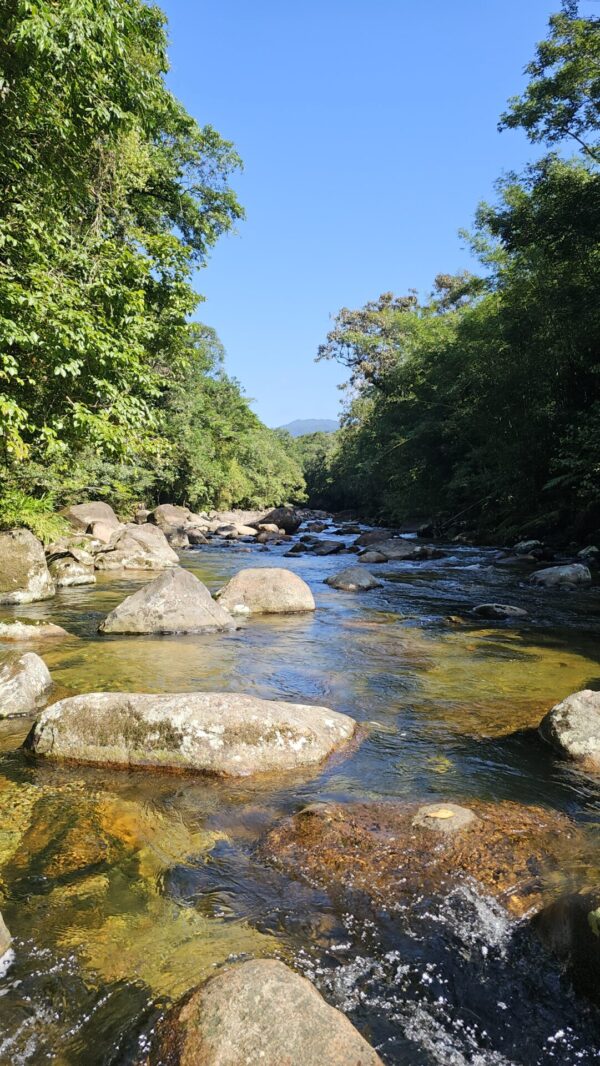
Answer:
xmin=161 ymin=1 xmax=577 ymax=427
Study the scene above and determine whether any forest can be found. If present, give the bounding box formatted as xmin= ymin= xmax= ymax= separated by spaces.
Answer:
xmin=305 ymin=5 xmax=600 ymax=541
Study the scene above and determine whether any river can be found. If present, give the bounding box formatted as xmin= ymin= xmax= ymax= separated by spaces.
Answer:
xmin=1 ymin=526 xmax=600 ymax=1064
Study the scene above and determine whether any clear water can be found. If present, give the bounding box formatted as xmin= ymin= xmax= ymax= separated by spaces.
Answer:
xmin=1 ymin=531 xmax=600 ymax=1064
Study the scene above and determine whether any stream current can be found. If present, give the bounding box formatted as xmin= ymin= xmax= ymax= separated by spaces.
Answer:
xmin=1 ymin=526 xmax=600 ymax=1064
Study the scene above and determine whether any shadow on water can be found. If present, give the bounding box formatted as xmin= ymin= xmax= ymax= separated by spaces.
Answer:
xmin=1 ymin=534 xmax=600 ymax=1061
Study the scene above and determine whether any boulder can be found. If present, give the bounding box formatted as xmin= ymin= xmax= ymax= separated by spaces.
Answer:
xmin=533 ymin=891 xmax=600 ymax=1005
xmin=164 ymin=528 xmax=190 ymax=549
xmin=146 ymin=959 xmax=383 ymax=1066
xmin=87 ymin=520 xmax=118 ymax=544
xmin=94 ymin=524 xmax=178 ymax=571
xmin=530 ymin=564 xmax=592 ymax=587
xmin=61 ymin=501 xmax=120 ymax=532
xmin=0 ymin=652 xmax=52 ymax=718
xmin=148 ymin=504 xmax=191 ymax=531
xmin=216 ymin=568 xmax=315 ymax=616
xmin=48 ymin=548 xmax=96 ymax=587
xmin=256 ymin=523 xmax=280 ymax=533
xmin=187 ymin=528 xmax=209 ymax=546
xmin=134 ymin=508 xmax=151 ymax=525
xmin=325 ymin=566 xmax=381 ymax=592
xmin=262 ymin=799 xmax=578 ymax=917
xmin=471 ymin=603 xmax=528 ymax=620
xmin=0 ymin=912 xmax=11 ymax=962
xmin=358 ymin=550 xmax=387 ymax=565
xmin=256 ymin=531 xmax=282 ymax=544
xmin=372 ymin=539 xmax=443 ymax=561
xmin=514 ymin=539 xmax=543 ymax=555
xmin=578 ymin=546 xmax=599 ymax=563
xmin=312 ymin=540 xmax=343 ymax=557
xmin=539 ymin=689 xmax=600 ymax=770
xmin=261 ymin=507 xmax=302 ymax=535
xmin=99 ymin=567 xmax=235 ymax=634
xmin=306 ymin=522 xmax=327 ymax=533
xmin=354 ymin=529 xmax=392 ymax=547
xmin=0 ymin=529 xmax=55 ymax=605
xmin=0 ymin=621 xmax=69 ymax=642
xmin=26 ymin=691 xmax=356 ymax=775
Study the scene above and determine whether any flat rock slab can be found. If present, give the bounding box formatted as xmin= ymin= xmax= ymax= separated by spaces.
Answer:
xmin=146 ymin=959 xmax=383 ymax=1066
xmin=539 ymin=689 xmax=600 ymax=770
xmin=325 ymin=566 xmax=381 ymax=592
xmin=99 ymin=568 xmax=234 ymax=634
xmin=262 ymin=799 xmax=579 ymax=917
xmin=216 ymin=567 xmax=315 ymax=615
xmin=0 ymin=652 xmax=52 ymax=719
xmin=0 ymin=529 xmax=55 ymax=605
xmin=26 ymin=692 xmax=357 ymax=776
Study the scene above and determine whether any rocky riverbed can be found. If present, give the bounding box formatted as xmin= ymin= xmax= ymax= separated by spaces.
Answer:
xmin=1 ymin=506 xmax=600 ymax=1063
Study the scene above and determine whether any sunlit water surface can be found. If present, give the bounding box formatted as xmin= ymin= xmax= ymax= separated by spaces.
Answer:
xmin=1 ymin=532 xmax=600 ymax=1064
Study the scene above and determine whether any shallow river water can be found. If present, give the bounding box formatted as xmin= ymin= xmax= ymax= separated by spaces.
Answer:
xmin=1 ymin=529 xmax=600 ymax=1064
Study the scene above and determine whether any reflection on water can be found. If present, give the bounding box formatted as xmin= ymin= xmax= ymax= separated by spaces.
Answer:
xmin=1 ymin=537 xmax=600 ymax=1062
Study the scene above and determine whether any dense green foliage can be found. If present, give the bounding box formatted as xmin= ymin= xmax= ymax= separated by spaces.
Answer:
xmin=315 ymin=3 xmax=600 ymax=540
xmin=0 ymin=0 xmax=303 ymax=518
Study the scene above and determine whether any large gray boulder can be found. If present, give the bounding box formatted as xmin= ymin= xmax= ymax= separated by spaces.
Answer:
xmin=146 ymin=959 xmax=383 ymax=1066
xmin=260 ymin=506 xmax=302 ymax=534
xmin=530 ymin=564 xmax=592 ymax=587
xmin=216 ymin=567 xmax=315 ymax=616
xmin=148 ymin=503 xmax=191 ymax=531
xmin=373 ymin=539 xmax=443 ymax=561
xmin=325 ymin=566 xmax=381 ymax=592
xmin=99 ymin=567 xmax=235 ymax=634
xmin=26 ymin=692 xmax=357 ymax=775
xmin=539 ymin=689 xmax=600 ymax=770
xmin=61 ymin=501 xmax=120 ymax=532
xmin=0 ymin=652 xmax=52 ymax=718
xmin=94 ymin=524 xmax=178 ymax=571
xmin=0 ymin=912 xmax=11 ymax=962
xmin=0 ymin=529 xmax=55 ymax=605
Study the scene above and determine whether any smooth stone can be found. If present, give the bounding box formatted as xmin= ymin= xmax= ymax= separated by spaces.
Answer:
xmin=261 ymin=506 xmax=302 ymax=534
xmin=412 ymin=802 xmax=479 ymax=835
xmin=61 ymin=501 xmax=120 ymax=531
xmin=146 ymin=959 xmax=384 ymax=1066
xmin=26 ymin=692 xmax=357 ymax=776
xmin=539 ymin=689 xmax=600 ymax=770
xmin=216 ymin=568 xmax=315 ymax=615
xmin=0 ymin=529 xmax=55 ymax=605
xmin=312 ymin=540 xmax=343 ymax=556
xmin=358 ymin=550 xmax=387 ymax=564
xmin=530 ymin=564 xmax=592 ymax=587
xmin=99 ymin=567 xmax=235 ymax=634
xmin=471 ymin=603 xmax=528 ymax=619
xmin=0 ymin=621 xmax=69 ymax=642
xmin=325 ymin=566 xmax=381 ymax=592
xmin=0 ymin=652 xmax=52 ymax=718
xmin=149 ymin=503 xmax=191 ymax=530
xmin=514 ymin=539 xmax=543 ymax=555
xmin=87 ymin=520 xmax=118 ymax=544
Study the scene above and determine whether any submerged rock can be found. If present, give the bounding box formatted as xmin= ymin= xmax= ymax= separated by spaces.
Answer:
xmin=0 ymin=529 xmax=55 ymax=605
xmin=26 ymin=692 xmax=356 ymax=775
xmin=471 ymin=603 xmax=528 ymax=620
xmin=0 ymin=652 xmax=52 ymax=718
xmin=99 ymin=567 xmax=235 ymax=634
xmin=61 ymin=501 xmax=120 ymax=532
xmin=94 ymin=523 xmax=178 ymax=571
xmin=539 ymin=689 xmax=600 ymax=770
xmin=0 ymin=912 xmax=11 ymax=961
xmin=325 ymin=566 xmax=381 ymax=592
xmin=533 ymin=890 xmax=600 ymax=1005
xmin=0 ymin=621 xmax=69 ymax=642
xmin=146 ymin=959 xmax=383 ymax=1066
xmin=530 ymin=564 xmax=592 ymax=587
xmin=262 ymin=799 xmax=578 ymax=917
xmin=312 ymin=540 xmax=343 ymax=556
xmin=216 ymin=567 xmax=315 ymax=615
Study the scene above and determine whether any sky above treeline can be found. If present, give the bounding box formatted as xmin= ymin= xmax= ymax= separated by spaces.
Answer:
xmin=161 ymin=1 xmax=583 ymax=428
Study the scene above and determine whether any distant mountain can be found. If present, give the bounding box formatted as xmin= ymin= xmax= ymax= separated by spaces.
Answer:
xmin=279 ymin=418 xmax=339 ymax=437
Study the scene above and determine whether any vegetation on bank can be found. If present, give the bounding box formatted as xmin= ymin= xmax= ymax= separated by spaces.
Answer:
xmin=307 ymin=4 xmax=600 ymax=541
xmin=0 ymin=0 xmax=304 ymax=531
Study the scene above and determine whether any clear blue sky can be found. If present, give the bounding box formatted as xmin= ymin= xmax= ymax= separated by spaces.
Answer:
xmin=161 ymin=1 xmax=578 ymax=427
